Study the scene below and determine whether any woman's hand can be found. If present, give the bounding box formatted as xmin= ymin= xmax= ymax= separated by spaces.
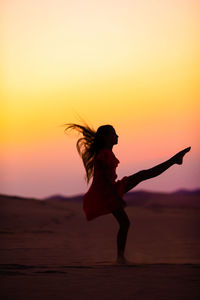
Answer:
xmin=172 ymin=147 xmax=191 ymax=165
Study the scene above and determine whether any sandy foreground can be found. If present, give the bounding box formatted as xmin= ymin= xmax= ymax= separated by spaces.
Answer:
xmin=0 ymin=195 xmax=200 ymax=299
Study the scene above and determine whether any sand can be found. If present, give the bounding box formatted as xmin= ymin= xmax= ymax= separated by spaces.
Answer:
xmin=0 ymin=194 xmax=200 ymax=299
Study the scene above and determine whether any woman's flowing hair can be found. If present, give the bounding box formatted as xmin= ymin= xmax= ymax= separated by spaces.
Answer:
xmin=63 ymin=122 xmax=113 ymax=183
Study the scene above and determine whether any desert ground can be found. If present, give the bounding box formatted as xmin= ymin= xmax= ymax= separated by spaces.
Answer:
xmin=0 ymin=192 xmax=200 ymax=299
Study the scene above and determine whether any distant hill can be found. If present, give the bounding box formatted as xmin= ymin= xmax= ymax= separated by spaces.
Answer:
xmin=1 ymin=189 xmax=200 ymax=209
xmin=44 ymin=194 xmax=82 ymax=202
xmin=124 ymin=190 xmax=200 ymax=209
xmin=43 ymin=189 xmax=200 ymax=209
xmin=173 ymin=188 xmax=200 ymax=195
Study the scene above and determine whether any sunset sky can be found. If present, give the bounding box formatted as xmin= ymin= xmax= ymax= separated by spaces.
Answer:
xmin=1 ymin=0 xmax=199 ymax=199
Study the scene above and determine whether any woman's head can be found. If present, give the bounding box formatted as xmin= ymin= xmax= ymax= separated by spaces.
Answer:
xmin=64 ymin=123 xmax=118 ymax=183
xmin=95 ymin=125 xmax=118 ymax=149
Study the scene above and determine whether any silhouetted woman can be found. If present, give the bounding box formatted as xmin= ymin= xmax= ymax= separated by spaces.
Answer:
xmin=64 ymin=123 xmax=191 ymax=264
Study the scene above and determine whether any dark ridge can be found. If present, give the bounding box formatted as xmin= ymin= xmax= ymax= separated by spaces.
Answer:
xmin=0 ymin=193 xmax=39 ymax=201
xmin=173 ymin=188 xmax=200 ymax=195
xmin=1 ymin=189 xmax=200 ymax=209
xmin=44 ymin=194 xmax=83 ymax=202
xmin=43 ymin=189 xmax=200 ymax=203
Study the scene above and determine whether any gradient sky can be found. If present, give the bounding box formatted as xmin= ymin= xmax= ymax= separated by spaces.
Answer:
xmin=1 ymin=0 xmax=200 ymax=199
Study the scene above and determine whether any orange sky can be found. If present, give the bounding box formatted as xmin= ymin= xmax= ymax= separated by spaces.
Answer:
xmin=1 ymin=0 xmax=200 ymax=198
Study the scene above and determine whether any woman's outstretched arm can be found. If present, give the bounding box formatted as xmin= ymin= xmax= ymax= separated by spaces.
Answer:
xmin=125 ymin=147 xmax=191 ymax=192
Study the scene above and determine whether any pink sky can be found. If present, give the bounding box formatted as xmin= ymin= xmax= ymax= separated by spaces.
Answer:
xmin=1 ymin=0 xmax=199 ymax=198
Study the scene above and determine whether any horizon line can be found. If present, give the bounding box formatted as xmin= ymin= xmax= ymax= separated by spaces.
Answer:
xmin=1 ymin=187 xmax=200 ymax=201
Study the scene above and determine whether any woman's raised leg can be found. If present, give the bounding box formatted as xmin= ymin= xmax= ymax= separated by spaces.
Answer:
xmin=125 ymin=147 xmax=191 ymax=193
xmin=112 ymin=208 xmax=130 ymax=264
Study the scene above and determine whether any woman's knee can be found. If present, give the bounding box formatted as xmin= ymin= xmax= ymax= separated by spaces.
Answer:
xmin=112 ymin=208 xmax=130 ymax=230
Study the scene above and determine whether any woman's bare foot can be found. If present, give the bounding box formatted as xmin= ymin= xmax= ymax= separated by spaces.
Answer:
xmin=115 ymin=256 xmax=132 ymax=265
xmin=173 ymin=147 xmax=191 ymax=165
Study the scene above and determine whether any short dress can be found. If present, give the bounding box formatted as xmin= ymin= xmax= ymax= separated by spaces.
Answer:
xmin=82 ymin=148 xmax=129 ymax=221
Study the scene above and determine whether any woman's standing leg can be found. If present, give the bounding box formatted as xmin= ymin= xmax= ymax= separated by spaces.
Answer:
xmin=112 ymin=208 xmax=130 ymax=263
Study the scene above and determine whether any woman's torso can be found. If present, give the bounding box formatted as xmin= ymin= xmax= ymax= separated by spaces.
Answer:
xmin=92 ymin=148 xmax=119 ymax=185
